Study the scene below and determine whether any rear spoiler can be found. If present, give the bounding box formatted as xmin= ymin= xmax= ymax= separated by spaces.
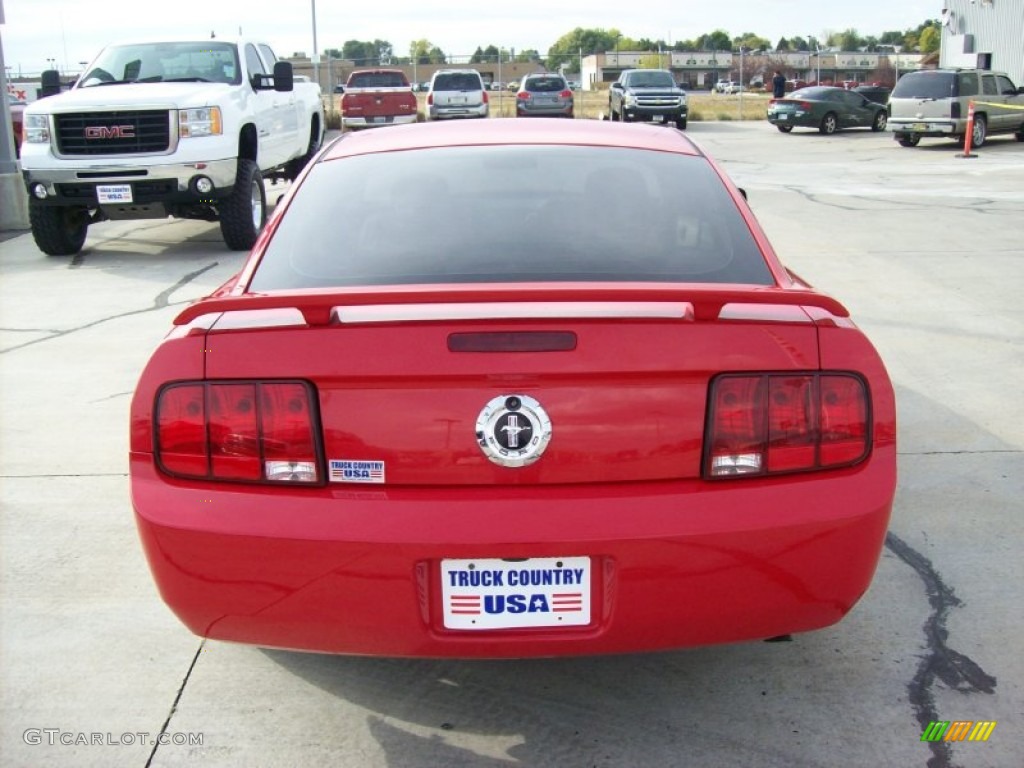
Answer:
xmin=174 ymin=284 xmax=850 ymax=327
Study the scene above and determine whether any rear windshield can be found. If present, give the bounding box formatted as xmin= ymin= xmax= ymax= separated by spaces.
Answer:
xmin=249 ymin=145 xmax=773 ymax=291
xmin=348 ymin=71 xmax=408 ymax=88
xmin=789 ymin=87 xmax=835 ymax=100
xmin=433 ymin=73 xmax=482 ymax=91
xmin=892 ymin=71 xmax=957 ymax=99
xmin=525 ymin=76 xmax=567 ymax=93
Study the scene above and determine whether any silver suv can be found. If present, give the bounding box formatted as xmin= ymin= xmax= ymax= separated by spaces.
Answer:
xmin=888 ymin=69 xmax=1024 ymax=148
xmin=426 ymin=69 xmax=489 ymax=120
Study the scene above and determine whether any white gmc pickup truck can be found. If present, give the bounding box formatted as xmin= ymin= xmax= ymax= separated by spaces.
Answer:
xmin=19 ymin=39 xmax=325 ymax=255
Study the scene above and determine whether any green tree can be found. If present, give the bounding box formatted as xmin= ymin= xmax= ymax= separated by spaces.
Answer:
xmin=919 ymin=26 xmax=940 ymax=54
xmin=733 ymin=33 xmax=771 ymax=52
xmin=409 ymin=39 xmax=442 ymax=65
xmin=546 ymin=27 xmax=622 ymax=71
xmin=470 ymin=46 xmax=485 ymax=63
xmin=828 ymin=28 xmax=864 ymax=51
xmin=697 ymin=30 xmax=732 ymax=52
xmin=789 ymin=36 xmax=809 ymax=51
xmin=775 ymin=37 xmax=791 ymax=52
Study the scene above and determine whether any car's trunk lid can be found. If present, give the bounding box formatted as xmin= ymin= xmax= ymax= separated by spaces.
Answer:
xmin=195 ymin=288 xmax=831 ymax=486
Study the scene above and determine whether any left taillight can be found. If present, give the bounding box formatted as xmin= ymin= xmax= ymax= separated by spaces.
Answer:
xmin=704 ymin=373 xmax=870 ymax=479
xmin=156 ymin=381 xmax=321 ymax=484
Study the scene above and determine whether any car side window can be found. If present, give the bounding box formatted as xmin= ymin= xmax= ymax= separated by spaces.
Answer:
xmin=957 ymin=73 xmax=979 ymax=96
xmin=245 ymin=45 xmax=267 ymax=77
xmin=257 ymin=45 xmax=278 ymax=67
xmin=981 ymin=75 xmax=998 ymax=96
xmin=995 ymin=76 xmax=1017 ymax=95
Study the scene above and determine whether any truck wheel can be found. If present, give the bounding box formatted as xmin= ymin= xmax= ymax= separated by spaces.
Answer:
xmin=967 ymin=115 xmax=987 ymax=148
xmin=897 ymin=134 xmax=920 ymax=147
xmin=609 ymin=104 xmax=618 ymax=121
xmin=286 ymin=119 xmax=323 ymax=181
xmin=675 ymin=117 xmax=687 ymax=130
xmin=219 ymin=159 xmax=266 ymax=251
xmin=29 ymin=205 xmax=89 ymax=257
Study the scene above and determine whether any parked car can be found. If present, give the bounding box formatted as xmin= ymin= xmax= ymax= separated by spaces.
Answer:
xmin=888 ymin=68 xmax=1024 ymax=148
xmin=426 ymin=69 xmax=489 ymax=120
xmin=608 ymin=68 xmax=687 ymax=129
xmin=852 ymin=85 xmax=891 ymax=105
xmin=767 ymin=86 xmax=889 ymax=134
xmin=7 ymin=94 xmax=26 ymax=157
xmin=516 ymin=73 xmax=574 ymax=118
xmin=130 ymin=119 xmax=896 ymax=658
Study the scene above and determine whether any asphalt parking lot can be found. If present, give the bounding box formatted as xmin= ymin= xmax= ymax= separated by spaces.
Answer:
xmin=1 ymin=122 xmax=1022 ymax=768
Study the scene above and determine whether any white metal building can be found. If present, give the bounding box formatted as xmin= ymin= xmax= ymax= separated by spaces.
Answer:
xmin=940 ymin=0 xmax=1024 ymax=84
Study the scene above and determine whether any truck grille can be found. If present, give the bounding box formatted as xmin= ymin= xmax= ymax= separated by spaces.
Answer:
xmin=635 ymin=96 xmax=683 ymax=108
xmin=55 ymin=110 xmax=171 ymax=155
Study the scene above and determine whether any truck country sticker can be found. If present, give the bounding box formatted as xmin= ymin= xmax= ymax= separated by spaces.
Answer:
xmin=441 ymin=557 xmax=591 ymax=630
xmin=329 ymin=459 xmax=385 ymax=484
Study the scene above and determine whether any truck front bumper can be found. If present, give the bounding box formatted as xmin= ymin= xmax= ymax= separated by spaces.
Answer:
xmin=21 ymin=157 xmax=239 ymax=208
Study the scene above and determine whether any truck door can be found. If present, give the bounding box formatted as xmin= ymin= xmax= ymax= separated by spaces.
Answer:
xmin=259 ymin=44 xmax=300 ymax=151
xmin=244 ymin=44 xmax=287 ymax=168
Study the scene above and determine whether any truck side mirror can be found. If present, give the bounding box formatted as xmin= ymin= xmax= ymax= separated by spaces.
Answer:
xmin=273 ymin=61 xmax=294 ymax=93
xmin=40 ymin=70 xmax=63 ymax=98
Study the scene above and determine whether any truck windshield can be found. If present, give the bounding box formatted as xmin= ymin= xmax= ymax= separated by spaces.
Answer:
xmin=626 ymin=73 xmax=675 ymax=88
xmin=80 ymin=42 xmax=241 ymax=87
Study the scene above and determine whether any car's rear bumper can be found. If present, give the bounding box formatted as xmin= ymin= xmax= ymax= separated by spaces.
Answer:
xmin=888 ymin=119 xmax=962 ymax=137
xmin=131 ymin=452 xmax=894 ymax=658
xmin=427 ymin=105 xmax=489 ymax=120
xmin=516 ymin=102 xmax=574 ymax=118
xmin=342 ymin=114 xmax=418 ymax=128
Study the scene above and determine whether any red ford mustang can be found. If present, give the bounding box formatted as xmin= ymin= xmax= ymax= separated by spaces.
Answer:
xmin=130 ymin=119 xmax=896 ymax=658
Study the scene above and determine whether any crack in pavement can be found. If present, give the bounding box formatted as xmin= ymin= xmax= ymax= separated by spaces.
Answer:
xmin=898 ymin=449 xmax=1021 ymax=456
xmin=145 ymin=639 xmax=206 ymax=768
xmin=1 ymin=473 xmax=128 ymax=479
xmin=884 ymin=532 xmax=997 ymax=768
xmin=0 ymin=262 xmax=218 ymax=355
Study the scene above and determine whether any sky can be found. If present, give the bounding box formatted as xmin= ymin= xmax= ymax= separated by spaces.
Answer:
xmin=1 ymin=0 xmax=941 ymax=76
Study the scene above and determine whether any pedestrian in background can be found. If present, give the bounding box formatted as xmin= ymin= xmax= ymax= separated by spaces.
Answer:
xmin=772 ymin=70 xmax=786 ymax=98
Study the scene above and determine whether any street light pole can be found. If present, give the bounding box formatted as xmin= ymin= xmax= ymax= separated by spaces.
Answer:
xmin=311 ymin=0 xmax=320 ymax=92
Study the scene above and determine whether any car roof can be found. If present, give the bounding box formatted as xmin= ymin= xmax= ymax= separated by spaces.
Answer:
xmin=322 ymin=119 xmax=703 ymax=161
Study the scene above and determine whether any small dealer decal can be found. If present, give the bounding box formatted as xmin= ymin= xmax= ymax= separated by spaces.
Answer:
xmin=329 ymin=459 xmax=385 ymax=484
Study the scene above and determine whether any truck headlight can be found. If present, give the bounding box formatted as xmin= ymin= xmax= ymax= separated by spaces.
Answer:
xmin=179 ymin=107 xmax=223 ymax=138
xmin=623 ymin=93 xmax=636 ymax=107
xmin=24 ymin=114 xmax=51 ymax=144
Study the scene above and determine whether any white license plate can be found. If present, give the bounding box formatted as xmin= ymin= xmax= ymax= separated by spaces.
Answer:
xmin=441 ymin=556 xmax=591 ymax=630
xmin=912 ymin=123 xmax=928 ymax=131
xmin=96 ymin=184 xmax=133 ymax=204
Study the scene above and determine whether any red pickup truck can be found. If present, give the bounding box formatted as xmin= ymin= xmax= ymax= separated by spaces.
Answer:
xmin=341 ymin=69 xmax=418 ymax=129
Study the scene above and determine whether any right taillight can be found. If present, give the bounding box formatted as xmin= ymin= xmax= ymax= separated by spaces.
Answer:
xmin=156 ymin=380 xmax=321 ymax=484
xmin=705 ymin=373 xmax=870 ymax=478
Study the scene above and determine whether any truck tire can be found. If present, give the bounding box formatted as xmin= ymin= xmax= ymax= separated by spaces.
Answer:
xmin=219 ymin=159 xmax=266 ymax=251
xmin=29 ymin=205 xmax=89 ymax=256
xmin=675 ymin=117 xmax=687 ymax=130
xmin=897 ymin=134 xmax=920 ymax=147
xmin=286 ymin=119 xmax=323 ymax=181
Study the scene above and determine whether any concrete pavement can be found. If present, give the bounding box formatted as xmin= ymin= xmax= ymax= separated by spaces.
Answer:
xmin=1 ymin=123 xmax=1021 ymax=768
